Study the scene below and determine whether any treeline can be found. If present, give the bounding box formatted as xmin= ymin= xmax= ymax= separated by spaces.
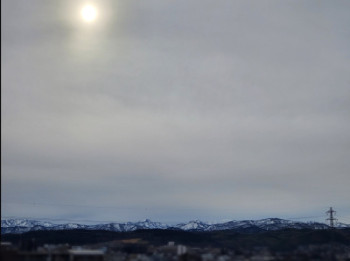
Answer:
xmin=2 ymin=228 xmax=350 ymax=251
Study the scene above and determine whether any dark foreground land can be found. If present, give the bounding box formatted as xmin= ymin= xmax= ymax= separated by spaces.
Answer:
xmin=2 ymin=228 xmax=350 ymax=260
xmin=3 ymin=228 xmax=350 ymax=250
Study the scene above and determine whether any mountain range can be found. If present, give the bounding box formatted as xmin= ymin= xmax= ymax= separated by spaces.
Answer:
xmin=2 ymin=218 xmax=349 ymax=234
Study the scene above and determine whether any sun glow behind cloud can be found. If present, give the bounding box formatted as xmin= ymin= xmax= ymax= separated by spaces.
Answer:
xmin=65 ymin=1 xmax=117 ymax=60
xmin=81 ymin=5 xmax=97 ymax=22
xmin=64 ymin=1 xmax=115 ymax=29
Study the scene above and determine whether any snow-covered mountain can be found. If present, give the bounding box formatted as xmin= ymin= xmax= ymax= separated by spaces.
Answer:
xmin=1 ymin=219 xmax=54 ymax=228
xmin=89 ymin=219 xmax=168 ymax=232
xmin=1 ymin=219 xmax=168 ymax=234
xmin=171 ymin=218 xmax=331 ymax=232
xmin=1 ymin=218 xmax=346 ymax=234
xmin=174 ymin=220 xmax=211 ymax=231
xmin=336 ymin=222 xmax=350 ymax=228
xmin=209 ymin=218 xmax=330 ymax=231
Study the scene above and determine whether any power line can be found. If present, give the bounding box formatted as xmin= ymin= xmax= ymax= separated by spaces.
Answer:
xmin=1 ymin=216 xmax=121 ymax=224
xmin=3 ymin=202 xmax=349 ymax=224
xmin=2 ymin=201 xmax=134 ymax=210
xmin=287 ymin=215 xmax=325 ymax=220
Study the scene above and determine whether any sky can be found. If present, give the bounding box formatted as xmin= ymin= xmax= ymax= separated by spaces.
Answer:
xmin=2 ymin=0 xmax=350 ymax=225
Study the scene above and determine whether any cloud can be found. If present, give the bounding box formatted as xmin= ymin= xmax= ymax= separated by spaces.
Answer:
xmin=2 ymin=0 xmax=350 ymax=223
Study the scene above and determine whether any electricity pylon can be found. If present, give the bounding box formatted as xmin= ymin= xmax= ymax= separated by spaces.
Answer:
xmin=326 ymin=207 xmax=337 ymax=228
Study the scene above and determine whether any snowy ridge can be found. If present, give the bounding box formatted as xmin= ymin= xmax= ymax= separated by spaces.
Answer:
xmin=174 ymin=220 xmax=210 ymax=231
xmin=1 ymin=219 xmax=54 ymax=228
xmin=2 ymin=218 xmax=348 ymax=234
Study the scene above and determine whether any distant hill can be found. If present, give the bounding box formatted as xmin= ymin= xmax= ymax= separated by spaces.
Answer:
xmin=3 ymin=217 xmax=348 ymax=234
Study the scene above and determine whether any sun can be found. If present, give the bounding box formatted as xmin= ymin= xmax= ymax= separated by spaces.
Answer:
xmin=81 ymin=5 xmax=97 ymax=22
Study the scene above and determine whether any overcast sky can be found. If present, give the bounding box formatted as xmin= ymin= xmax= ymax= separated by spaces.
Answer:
xmin=2 ymin=0 xmax=350 ymax=224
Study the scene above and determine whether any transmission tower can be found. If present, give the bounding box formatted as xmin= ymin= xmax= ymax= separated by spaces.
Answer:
xmin=326 ymin=207 xmax=337 ymax=228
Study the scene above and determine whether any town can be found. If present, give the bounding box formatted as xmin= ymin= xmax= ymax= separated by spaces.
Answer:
xmin=2 ymin=231 xmax=350 ymax=261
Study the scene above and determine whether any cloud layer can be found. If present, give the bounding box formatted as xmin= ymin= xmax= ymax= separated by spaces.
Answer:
xmin=2 ymin=0 xmax=350 ymax=223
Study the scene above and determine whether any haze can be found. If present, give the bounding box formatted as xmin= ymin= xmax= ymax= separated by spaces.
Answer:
xmin=2 ymin=0 xmax=350 ymax=224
